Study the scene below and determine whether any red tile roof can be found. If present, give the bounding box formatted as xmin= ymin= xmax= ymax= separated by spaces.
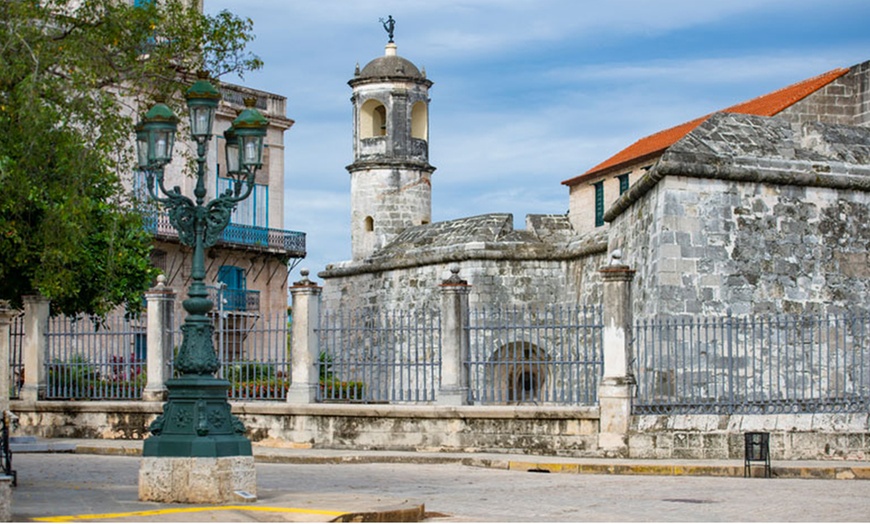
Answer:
xmin=561 ymin=67 xmax=850 ymax=186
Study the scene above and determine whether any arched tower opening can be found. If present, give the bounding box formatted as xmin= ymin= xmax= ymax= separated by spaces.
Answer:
xmin=410 ymin=101 xmax=428 ymax=140
xmin=360 ymin=99 xmax=387 ymax=138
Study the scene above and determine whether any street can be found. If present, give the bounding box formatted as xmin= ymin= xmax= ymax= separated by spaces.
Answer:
xmin=12 ymin=453 xmax=870 ymax=522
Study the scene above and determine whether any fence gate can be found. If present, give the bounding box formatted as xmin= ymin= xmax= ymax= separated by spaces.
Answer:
xmin=466 ymin=304 xmax=603 ymax=405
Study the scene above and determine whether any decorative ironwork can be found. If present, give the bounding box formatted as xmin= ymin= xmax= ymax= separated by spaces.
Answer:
xmin=144 ymin=212 xmax=306 ymax=257
xmin=136 ymin=78 xmax=264 ymax=458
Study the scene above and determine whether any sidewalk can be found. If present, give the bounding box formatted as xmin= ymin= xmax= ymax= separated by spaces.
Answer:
xmin=20 ymin=437 xmax=870 ymax=481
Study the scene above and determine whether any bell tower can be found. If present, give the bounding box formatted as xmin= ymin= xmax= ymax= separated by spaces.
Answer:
xmin=347 ymin=37 xmax=435 ymax=261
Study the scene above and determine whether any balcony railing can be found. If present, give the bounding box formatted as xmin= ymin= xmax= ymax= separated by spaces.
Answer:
xmin=208 ymin=286 xmax=260 ymax=313
xmin=144 ymin=213 xmax=306 ymax=257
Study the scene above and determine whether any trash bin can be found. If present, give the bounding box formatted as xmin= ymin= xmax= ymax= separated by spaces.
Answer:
xmin=744 ymin=432 xmax=770 ymax=478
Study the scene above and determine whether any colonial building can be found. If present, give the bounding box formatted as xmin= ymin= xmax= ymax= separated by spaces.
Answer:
xmin=563 ymin=64 xmax=867 ymax=236
xmin=141 ymin=84 xmax=304 ymax=322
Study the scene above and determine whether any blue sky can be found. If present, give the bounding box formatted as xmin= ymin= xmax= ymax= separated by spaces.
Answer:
xmin=205 ymin=0 xmax=870 ymax=281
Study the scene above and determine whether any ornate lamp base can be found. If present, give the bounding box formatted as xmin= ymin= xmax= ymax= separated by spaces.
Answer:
xmin=142 ymin=375 xmax=251 ymax=457
xmin=139 ymin=375 xmax=255 ymax=503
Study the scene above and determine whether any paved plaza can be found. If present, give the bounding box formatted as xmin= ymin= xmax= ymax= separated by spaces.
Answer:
xmin=10 ymin=451 xmax=870 ymax=522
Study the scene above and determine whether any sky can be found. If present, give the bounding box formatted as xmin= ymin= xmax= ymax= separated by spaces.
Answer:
xmin=204 ymin=0 xmax=870 ymax=282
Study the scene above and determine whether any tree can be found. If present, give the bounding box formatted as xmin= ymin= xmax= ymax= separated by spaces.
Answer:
xmin=0 ymin=0 xmax=263 ymax=317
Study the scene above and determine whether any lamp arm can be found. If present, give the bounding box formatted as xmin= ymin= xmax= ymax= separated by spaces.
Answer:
xmin=144 ymin=170 xmax=176 ymax=206
xmin=223 ymin=173 xmax=256 ymax=205
xmin=154 ymin=171 xmax=193 ymax=209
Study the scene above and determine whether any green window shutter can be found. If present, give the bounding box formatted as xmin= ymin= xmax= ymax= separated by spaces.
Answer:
xmin=618 ymin=174 xmax=630 ymax=195
xmin=594 ymin=181 xmax=604 ymax=227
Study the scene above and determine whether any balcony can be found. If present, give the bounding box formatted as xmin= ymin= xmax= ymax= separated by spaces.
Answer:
xmin=208 ymin=286 xmax=260 ymax=313
xmin=144 ymin=213 xmax=306 ymax=258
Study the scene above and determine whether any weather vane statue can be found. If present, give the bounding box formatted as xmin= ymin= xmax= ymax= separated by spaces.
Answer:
xmin=380 ymin=15 xmax=395 ymax=43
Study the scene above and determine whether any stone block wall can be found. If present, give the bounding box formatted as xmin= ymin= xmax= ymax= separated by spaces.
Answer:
xmin=611 ymin=172 xmax=870 ymax=319
xmin=321 ymin=254 xmax=605 ymax=314
xmin=629 ymin=414 xmax=870 ymax=460
xmin=779 ymin=59 xmax=870 ymax=128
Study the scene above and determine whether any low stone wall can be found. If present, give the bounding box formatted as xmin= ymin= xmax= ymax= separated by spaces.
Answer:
xmin=11 ymin=401 xmax=868 ymax=460
xmin=629 ymin=414 xmax=870 ymax=460
xmin=10 ymin=401 xmax=600 ymax=457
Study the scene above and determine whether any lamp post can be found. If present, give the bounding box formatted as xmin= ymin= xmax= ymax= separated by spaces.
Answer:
xmin=136 ymin=73 xmax=267 ymax=502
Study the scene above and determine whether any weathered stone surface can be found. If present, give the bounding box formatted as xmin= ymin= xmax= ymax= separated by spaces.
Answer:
xmin=0 ymin=476 xmax=11 ymax=522
xmin=138 ymin=456 xmax=256 ymax=504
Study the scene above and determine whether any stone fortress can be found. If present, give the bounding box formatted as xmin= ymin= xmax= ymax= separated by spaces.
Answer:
xmin=318 ymin=38 xmax=870 ymax=322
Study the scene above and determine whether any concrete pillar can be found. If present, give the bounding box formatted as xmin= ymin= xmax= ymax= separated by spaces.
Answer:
xmin=0 ymin=302 xmax=15 ymax=415
xmin=143 ymin=275 xmax=177 ymax=402
xmin=20 ymin=295 xmax=49 ymax=403
xmin=438 ymin=265 xmax=471 ymax=405
xmin=597 ymin=251 xmax=636 ymax=454
xmin=287 ymin=269 xmax=322 ymax=404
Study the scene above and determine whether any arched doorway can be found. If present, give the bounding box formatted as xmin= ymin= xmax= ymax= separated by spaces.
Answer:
xmin=485 ymin=341 xmax=549 ymax=404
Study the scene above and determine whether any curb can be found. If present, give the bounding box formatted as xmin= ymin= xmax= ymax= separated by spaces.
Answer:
xmin=31 ymin=442 xmax=870 ymax=481
xmin=507 ymin=460 xmax=870 ymax=480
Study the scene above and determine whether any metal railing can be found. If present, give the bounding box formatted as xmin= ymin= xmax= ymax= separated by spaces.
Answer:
xmin=633 ymin=311 xmax=870 ymax=414
xmin=144 ymin=213 xmax=306 ymax=257
xmin=170 ymin=310 xmax=291 ymax=401
xmin=467 ymin=304 xmax=603 ymax=405
xmin=45 ymin=314 xmax=146 ymax=400
xmin=9 ymin=313 xmax=24 ymax=400
xmin=208 ymin=286 xmax=260 ymax=313
xmin=316 ymin=307 xmax=441 ymax=403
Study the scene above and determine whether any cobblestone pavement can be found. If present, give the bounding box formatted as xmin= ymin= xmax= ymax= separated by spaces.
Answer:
xmin=12 ymin=453 xmax=870 ymax=522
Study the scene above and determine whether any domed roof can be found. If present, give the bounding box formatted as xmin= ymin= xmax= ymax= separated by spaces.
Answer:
xmin=356 ymin=43 xmax=424 ymax=80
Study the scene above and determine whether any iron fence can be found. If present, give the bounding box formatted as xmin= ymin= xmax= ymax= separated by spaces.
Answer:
xmin=316 ymin=307 xmax=441 ymax=403
xmin=467 ymin=304 xmax=603 ymax=405
xmin=633 ymin=311 xmax=870 ymax=414
xmin=45 ymin=314 xmax=147 ymax=400
xmin=172 ymin=310 xmax=291 ymax=401
xmin=9 ymin=313 xmax=24 ymax=399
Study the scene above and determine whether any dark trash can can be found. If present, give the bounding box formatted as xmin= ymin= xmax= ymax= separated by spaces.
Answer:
xmin=744 ymin=432 xmax=770 ymax=478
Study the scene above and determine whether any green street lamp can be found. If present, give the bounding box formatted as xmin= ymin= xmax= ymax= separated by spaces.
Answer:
xmin=136 ymin=73 xmax=268 ymax=459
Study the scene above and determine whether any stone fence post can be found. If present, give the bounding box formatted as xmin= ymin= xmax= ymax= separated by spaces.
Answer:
xmin=287 ymin=269 xmax=322 ymax=404
xmin=598 ymin=252 xmax=636 ymax=454
xmin=438 ymin=265 xmax=471 ymax=405
xmin=143 ymin=275 xmax=176 ymax=402
xmin=20 ymin=295 xmax=49 ymax=403
xmin=0 ymin=302 xmax=15 ymax=415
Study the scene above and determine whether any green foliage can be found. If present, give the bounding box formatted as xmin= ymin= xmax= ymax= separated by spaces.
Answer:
xmin=319 ymin=379 xmax=366 ymax=401
xmin=224 ymin=363 xmax=289 ymax=399
xmin=0 ymin=0 xmax=262 ymax=318
xmin=223 ymin=363 xmax=274 ymax=383
xmin=316 ymin=352 xmax=366 ymax=401
xmin=318 ymin=351 xmax=334 ymax=380
xmin=47 ymin=353 xmax=146 ymax=400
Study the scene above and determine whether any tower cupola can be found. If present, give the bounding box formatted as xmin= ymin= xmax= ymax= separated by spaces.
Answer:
xmin=347 ymin=22 xmax=435 ymax=261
